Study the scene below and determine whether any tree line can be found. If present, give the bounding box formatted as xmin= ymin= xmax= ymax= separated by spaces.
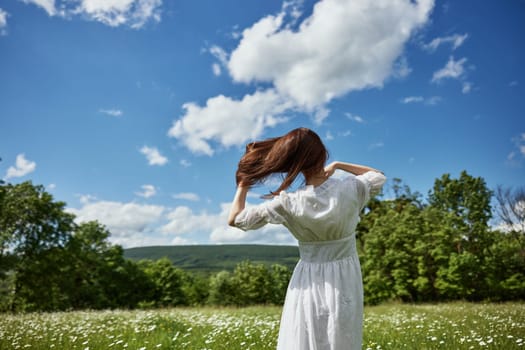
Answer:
xmin=0 ymin=170 xmax=523 ymax=311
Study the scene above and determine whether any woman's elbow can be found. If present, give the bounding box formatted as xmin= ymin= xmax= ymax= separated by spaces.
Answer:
xmin=227 ymin=212 xmax=238 ymax=227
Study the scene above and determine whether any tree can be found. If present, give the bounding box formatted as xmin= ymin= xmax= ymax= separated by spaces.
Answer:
xmin=269 ymin=264 xmax=292 ymax=305
xmin=360 ymin=199 xmax=423 ymax=304
xmin=139 ymin=258 xmax=188 ymax=307
xmin=427 ymin=171 xmax=494 ymax=300
xmin=0 ymin=181 xmax=76 ymax=311
xmin=208 ymin=270 xmax=236 ymax=306
xmin=428 ymin=171 xmax=492 ymax=252
xmin=231 ymin=260 xmax=272 ymax=306
xmin=495 ymin=185 xmax=525 ymax=234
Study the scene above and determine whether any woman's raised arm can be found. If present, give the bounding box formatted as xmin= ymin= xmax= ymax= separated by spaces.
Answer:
xmin=228 ymin=185 xmax=249 ymax=226
xmin=324 ymin=161 xmax=383 ymax=178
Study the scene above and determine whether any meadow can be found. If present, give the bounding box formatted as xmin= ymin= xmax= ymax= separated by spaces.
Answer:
xmin=1 ymin=302 xmax=524 ymax=350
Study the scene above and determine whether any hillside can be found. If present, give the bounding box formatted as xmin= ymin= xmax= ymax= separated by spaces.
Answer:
xmin=123 ymin=244 xmax=300 ymax=273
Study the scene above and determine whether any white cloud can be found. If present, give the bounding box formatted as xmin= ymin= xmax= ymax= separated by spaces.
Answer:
xmin=462 ymin=81 xmax=472 ymax=94
xmin=401 ymin=95 xmax=441 ymax=105
xmin=72 ymin=0 xmax=162 ymax=28
xmin=228 ymin=0 xmax=434 ymax=109
xmin=99 ymin=108 xmax=123 ymax=117
xmin=209 ymin=45 xmax=228 ymax=66
xmin=171 ymin=236 xmax=195 ymax=245
xmin=507 ymin=132 xmax=525 ymax=165
xmin=392 ymin=56 xmax=412 ymax=78
xmin=168 ymin=89 xmax=292 ymax=156
xmin=159 ymin=202 xmax=295 ymax=245
xmin=20 ymin=0 xmax=162 ymax=29
xmin=325 ymin=131 xmax=334 ymax=141
xmin=79 ymin=194 xmax=97 ymax=204
xmin=47 ymin=183 xmax=56 ymax=190
xmin=0 ymin=8 xmax=9 ymax=36
xmin=21 ymin=0 xmax=56 ymax=16
xmin=5 ymin=154 xmax=36 ymax=180
xmin=160 ymin=206 xmax=216 ymax=235
xmin=509 ymin=80 xmax=518 ymax=87
xmin=401 ymin=96 xmax=424 ymax=104
xmin=170 ymin=0 xmax=434 ymax=155
xmin=173 ymin=192 xmax=200 ymax=202
xmin=180 ymin=159 xmax=191 ymax=168
xmin=67 ymin=200 xmax=165 ymax=246
xmin=431 ymin=56 xmax=467 ymax=83
xmin=68 ymin=196 xmax=297 ymax=246
xmin=425 ymin=96 xmax=442 ymax=105
xmin=369 ymin=142 xmax=384 ymax=150
xmin=345 ymin=112 xmax=364 ymax=123
xmin=423 ymin=33 xmax=468 ymax=52
xmin=208 ymin=46 xmax=228 ymax=76
xmin=212 ymin=63 xmax=221 ymax=76
xmin=136 ymin=184 xmax=156 ymax=198
xmin=140 ymin=146 xmax=168 ymax=165
xmin=516 ymin=133 xmax=525 ymax=157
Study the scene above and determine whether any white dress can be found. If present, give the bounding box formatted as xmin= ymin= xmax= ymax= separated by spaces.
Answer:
xmin=234 ymin=171 xmax=386 ymax=350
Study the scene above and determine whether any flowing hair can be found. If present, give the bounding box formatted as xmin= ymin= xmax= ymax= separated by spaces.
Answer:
xmin=236 ymin=128 xmax=328 ymax=196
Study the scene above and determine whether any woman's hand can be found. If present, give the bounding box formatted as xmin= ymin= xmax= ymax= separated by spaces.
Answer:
xmin=324 ymin=161 xmax=339 ymax=178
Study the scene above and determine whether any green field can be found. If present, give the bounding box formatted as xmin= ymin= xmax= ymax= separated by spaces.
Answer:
xmin=123 ymin=244 xmax=300 ymax=273
xmin=1 ymin=302 xmax=524 ymax=349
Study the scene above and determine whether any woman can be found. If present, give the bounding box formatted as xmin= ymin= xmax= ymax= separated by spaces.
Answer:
xmin=228 ymin=127 xmax=386 ymax=350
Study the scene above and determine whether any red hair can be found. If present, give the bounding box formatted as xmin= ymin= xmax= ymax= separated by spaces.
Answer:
xmin=236 ymin=128 xmax=328 ymax=196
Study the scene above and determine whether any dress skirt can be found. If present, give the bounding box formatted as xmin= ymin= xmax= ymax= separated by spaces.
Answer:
xmin=276 ymin=235 xmax=363 ymax=350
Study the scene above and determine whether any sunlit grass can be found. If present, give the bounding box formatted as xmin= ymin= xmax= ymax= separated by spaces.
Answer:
xmin=363 ymin=302 xmax=525 ymax=349
xmin=0 ymin=303 xmax=523 ymax=349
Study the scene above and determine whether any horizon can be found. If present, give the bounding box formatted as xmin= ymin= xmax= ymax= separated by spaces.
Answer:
xmin=1 ymin=0 xmax=523 ymax=248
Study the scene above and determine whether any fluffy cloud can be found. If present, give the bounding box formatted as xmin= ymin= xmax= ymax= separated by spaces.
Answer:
xmin=67 ymin=199 xmax=165 ymax=246
xmin=172 ymin=0 xmax=434 ymax=155
xmin=0 ymin=8 xmax=8 ymax=35
xmin=507 ymin=132 xmax=525 ymax=166
xmin=99 ymin=108 xmax=123 ymax=117
xmin=431 ymin=56 xmax=467 ymax=83
xmin=168 ymin=89 xmax=292 ymax=155
xmin=160 ymin=202 xmax=295 ymax=245
xmin=462 ymin=82 xmax=472 ymax=94
xmin=172 ymin=192 xmax=200 ymax=202
xmin=20 ymin=0 xmax=161 ymax=29
xmin=423 ymin=33 xmax=468 ymax=52
xmin=160 ymin=206 xmax=216 ymax=235
xmin=401 ymin=95 xmax=441 ymax=105
xmin=68 ymin=196 xmax=296 ymax=246
xmin=515 ymin=133 xmax=525 ymax=157
xmin=345 ymin=113 xmax=364 ymax=123
xmin=228 ymin=0 xmax=434 ymax=108
xmin=21 ymin=0 xmax=56 ymax=16
xmin=5 ymin=154 xmax=36 ymax=179
xmin=136 ymin=184 xmax=156 ymax=198
xmin=209 ymin=45 xmax=228 ymax=76
xmin=140 ymin=146 xmax=168 ymax=165
xmin=73 ymin=0 xmax=162 ymax=29
xmin=179 ymin=159 xmax=191 ymax=168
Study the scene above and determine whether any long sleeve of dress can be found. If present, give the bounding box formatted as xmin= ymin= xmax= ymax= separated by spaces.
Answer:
xmin=234 ymin=196 xmax=287 ymax=231
xmin=356 ymin=171 xmax=387 ymax=208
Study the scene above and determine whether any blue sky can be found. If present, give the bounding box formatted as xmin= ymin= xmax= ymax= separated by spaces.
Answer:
xmin=1 ymin=0 xmax=523 ymax=247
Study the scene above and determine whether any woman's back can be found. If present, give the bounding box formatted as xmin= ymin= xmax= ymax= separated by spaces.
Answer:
xmin=235 ymin=172 xmax=385 ymax=242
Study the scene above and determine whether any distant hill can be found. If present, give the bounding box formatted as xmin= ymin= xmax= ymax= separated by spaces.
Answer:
xmin=123 ymin=244 xmax=300 ymax=273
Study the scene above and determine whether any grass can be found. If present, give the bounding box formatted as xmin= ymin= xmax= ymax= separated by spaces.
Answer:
xmin=0 ymin=302 xmax=523 ymax=349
